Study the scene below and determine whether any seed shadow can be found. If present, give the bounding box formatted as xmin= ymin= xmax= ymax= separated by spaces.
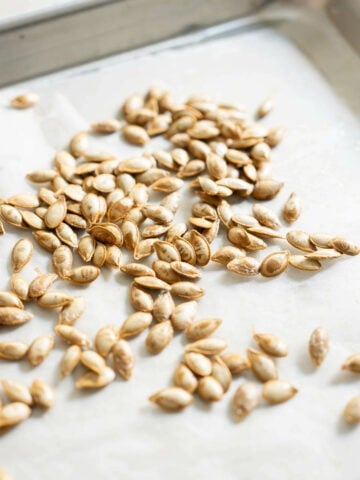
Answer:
xmin=330 ymin=370 xmax=360 ymax=386
xmin=296 ymin=349 xmax=316 ymax=375
xmin=191 ymin=394 xmax=213 ymax=413
xmin=335 ymin=415 xmax=357 ymax=435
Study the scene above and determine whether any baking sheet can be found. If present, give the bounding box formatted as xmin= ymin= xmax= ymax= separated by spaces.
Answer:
xmin=0 ymin=5 xmax=359 ymax=479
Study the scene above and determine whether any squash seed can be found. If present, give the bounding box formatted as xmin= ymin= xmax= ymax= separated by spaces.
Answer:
xmin=69 ymin=131 xmax=88 ymax=158
xmin=2 ymin=380 xmax=32 ymax=405
xmin=288 ymin=255 xmax=321 ymax=271
xmin=32 ymin=230 xmax=61 ymax=252
xmin=259 ymin=251 xmax=289 ymax=277
xmin=170 ymin=261 xmax=201 ymax=279
xmin=283 ymin=192 xmax=301 ymax=223
xmin=67 ymin=266 xmax=100 ymax=285
xmin=197 ymin=376 xmax=223 ymax=402
xmin=59 ymin=296 xmax=86 ymax=325
xmin=186 ymin=317 xmax=222 ymax=341
xmin=286 ymin=230 xmax=315 ymax=253
xmin=173 ymin=363 xmax=198 ymax=393
xmin=342 ymin=353 xmax=360 ymax=373
xmin=170 ymin=282 xmax=204 ymax=300
xmin=37 ymin=291 xmax=72 ymax=309
xmin=27 ymin=335 xmax=55 ymax=366
xmin=52 ymin=245 xmax=73 ymax=279
xmin=252 ymin=180 xmax=283 ymax=200
xmin=220 ymin=352 xmax=250 ymax=374
xmin=30 ymin=378 xmax=55 ymax=408
xmin=0 ymin=291 xmax=23 ymax=309
xmin=149 ymin=387 xmax=193 ymax=411
xmin=211 ymin=245 xmax=245 ymax=265
xmin=0 ymin=307 xmax=33 ymax=326
xmin=80 ymin=350 xmax=106 ymax=374
xmin=233 ymin=382 xmax=259 ymax=421
xmin=0 ymin=402 xmax=31 ymax=428
xmin=343 ymin=395 xmax=360 ymax=424
xmin=185 ymin=338 xmax=227 ymax=355
xmin=253 ymin=204 xmax=281 ymax=230
xmin=227 ymin=257 xmax=260 ymax=277
xmin=0 ymin=341 xmax=29 ymax=360
xmin=44 ymin=196 xmax=67 ymax=229
xmin=76 ymin=367 xmax=115 ymax=389
xmin=10 ymin=274 xmax=29 ymax=301
xmin=185 ymin=352 xmax=212 ymax=376
xmin=253 ymin=332 xmax=288 ymax=357
xmin=145 ymin=320 xmax=173 ymax=354
xmin=119 ymin=312 xmax=153 ymax=338
xmin=95 ymin=325 xmax=118 ymax=357
xmin=112 ymin=339 xmax=135 ymax=380
xmin=28 ymin=273 xmax=58 ymax=298
xmin=153 ymin=292 xmax=175 ymax=323
xmin=308 ymin=327 xmax=329 ymax=366
xmin=11 ymin=92 xmax=39 ymax=108
xmin=262 ymin=379 xmax=298 ymax=404
xmin=211 ymin=356 xmax=232 ymax=393
xmin=331 ymin=237 xmax=360 ymax=256
xmin=55 ymin=325 xmax=91 ymax=348
xmin=247 ymin=348 xmax=278 ymax=382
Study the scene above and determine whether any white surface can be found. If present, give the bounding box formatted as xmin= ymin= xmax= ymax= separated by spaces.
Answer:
xmin=0 ymin=18 xmax=360 ymax=480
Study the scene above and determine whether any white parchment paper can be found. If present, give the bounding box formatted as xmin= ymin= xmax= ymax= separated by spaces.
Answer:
xmin=0 ymin=18 xmax=359 ymax=480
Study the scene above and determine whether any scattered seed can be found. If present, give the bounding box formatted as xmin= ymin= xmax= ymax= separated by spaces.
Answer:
xmin=112 ymin=339 xmax=135 ymax=380
xmin=220 ymin=352 xmax=250 ymax=374
xmin=0 ymin=291 xmax=23 ymax=309
xmin=253 ymin=204 xmax=281 ymax=230
xmin=32 ymin=230 xmax=61 ymax=252
xmin=212 ymin=356 xmax=232 ymax=392
xmin=60 ymin=345 xmax=81 ymax=377
xmin=247 ymin=348 xmax=278 ymax=382
xmin=134 ymin=276 xmax=170 ymax=291
xmin=95 ymin=325 xmax=118 ymax=357
xmin=30 ymin=378 xmax=55 ymax=409
xmin=305 ymin=249 xmax=341 ymax=260
xmin=92 ymin=119 xmax=121 ymax=133
xmin=149 ymin=387 xmax=193 ymax=411
xmin=28 ymin=273 xmax=58 ymax=298
xmin=170 ymin=261 xmax=201 ymax=279
xmin=227 ymin=257 xmax=260 ymax=277
xmin=331 ymin=237 xmax=360 ymax=256
xmin=0 ymin=204 xmax=25 ymax=228
xmin=259 ymin=251 xmax=289 ymax=277
xmin=342 ymin=353 xmax=360 ymax=373
xmin=308 ymin=327 xmax=329 ymax=366
xmin=80 ymin=350 xmax=106 ymax=374
xmin=286 ymin=230 xmax=315 ymax=253
xmin=288 ymin=255 xmax=321 ymax=271
xmin=0 ymin=402 xmax=31 ymax=429
xmin=0 ymin=307 xmax=33 ymax=326
xmin=262 ymin=379 xmax=298 ymax=404
xmin=119 ymin=312 xmax=153 ymax=338
xmin=0 ymin=341 xmax=28 ymax=360
xmin=76 ymin=366 xmax=115 ymax=389
xmin=186 ymin=317 xmax=222 ymax=341
xmin=27 ymin=335 xmax=55 ymax=366
xmin=55 ymin=324 xmax=91 ymax=348
xmin=153 ymin=291 xmax=175 ymax=323
xmin=309 ymin=233 xmax=334 ymax=249
xmin=185 ymin=338 xmax=227 ymax=355
xmin=123 ymin=125 xmax=149 ymax=145
xmin=145 ymin=320 xmax=173 ymax=354
xmin=343 ymin=395 xmax=360 ymax=424
xmin=11 ymin=92 xmax=39 ymax=109
xmin=197 ymin=376 xmax=223 ymax=402
xmin=257 ymin=98 xmax=274 ymax=118
xmin=253 ymin=332 xmax=288 ymax=357
xmin=67 ymin=266 xmax=100 ymax=285
xmin=173 ymin=363 xmax=198 ymax=393
xmin=37 ymin=291 xmax=72 ymax=309
xmin=283 ymin=192 xmax=301 ymax=223
xmin=2 ymin=380 xmax=32 ymax=405
xmin=233 ymin=382 xmax=259 ymax=421
xmin=170 ymin=282 xmax=204 ymax=300
xmin=252 ymin=180 xmax=283 ymax=200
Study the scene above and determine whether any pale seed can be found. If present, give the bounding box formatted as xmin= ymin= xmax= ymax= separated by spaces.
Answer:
xmin=309 ymin=233 xmax=334 ymax=249
xmin=170 ymin=261 xmax=201 ymax=280
xmin=27 ymin=335 xmax=55 ymax=366
xmin=342 ymin=353 xmax=360 ymax=373
xmin=262 ymin=379 xmax=298 ymax=404
xmin=44 ymin=196 xmax=67 ymax=229
xmin=7 ymin=193 xmax=39 ymax=208
xmin=0 ymin=204 xmax=25 ymax=228
xmin=151 ymin=176 xmax=184 ymax=193
xmin=0 ymin=341 xmax=28 ymax=360
xmin=185 ymin=338 xmax=227 ymax=355
xmin=78 ymin=235 xmax=96 ymax=262
xmin=92 ymin=243 xmax=107 ymax=267
xmin=92 ymin=119 xmax=121 ymax=133
xmin=2 ymin=380 xmax=32 ymax=405
xmin=265 ymin=126 xmax=285 ymax=147
xmin=21 ymin=210 xmax=46 ymax=229
xmin=67 ymin=266 xmax=100 ymax=285
xmin=95 ymin=325 xmax=118 ymax=357
xmin=52 ymin=245 xmax=73 ymax=279
xmin=119 ymin=312 xmax=153 ymax=338
xmin=188 ymin=230 xmax=211 ymax=266
xmin=118 ymin=157 xmax=153 ymax=174
xmin=211 ymin=245 xmax=245 ymax=265
xmin=11 ymin=92 xmax=39 ymax=108
xmin=0 ymin=291 xmax=23 ymax=309
xmin=185 ymin=352 xmax=212 ymax=376
xmin=133 ymin=238 xmax=156 ymax=260
xmin=26 ymin=170 xmax=57 ymax=183
xmin=30 ymin=379 xmax=55 ymax=408
xmin=227 ymin=257 xmax=260 ymax=277
xmin=59 ymin=296 xmax=86 ymax=325
xmin=121 ymin=263 xmax=155 ymax=277
xmin=28 ymin=273 xmax=58 ymax=298
xmin=134 ymin=276 xmax=170 ymax=291
xmin=149 ymin=387 xmax=193 ymax=411
xmin=305 ymin=249 xmax=341 ymax=260
xmin=252 ymin=180 xmax=283 ymax=200
xmin=231 ymin=213 xmax=259 ymax=228
xmin=80 ymin=350 xmax=107 ymax=374
xmin=286 ymin=230 xmax=315 ymax=253
xmin=76 ymin=367 xmax=115 ymax=389
xmin=288 ymin=255 xmax=321 ymax=271
xmin=60 ymin=345 xmax=81 ymax=377
xmin=186 ymin=318 xmax=222 ymax=341
xmin=153 ymin=292 xmax=175 ymax=323
xmin=170 ymin=282 xmax=204 ymax=300
xmin=343 ymin=395 xmax=360 ymax=424
xmin=37 ymin=291 xmax=72 ymax=309
xmin=197 ymin=376 xmax=223 ymax=402
xmin=259 ymin=251 xmax=289 ymax=277
xmin=332 ymin=237 xmax=360 ymax=256
xmin=0 ymin=307 xmax=33 ymax=326
xmin=247 ymin=348 xmax=278 ymax=382
xmin=112 ymin=339 xmax=135 ymax=380
xmin=173 ymin=236 xmax=196 ymax=265
xmin=253 ymin=332 xmax=288 ymax=357
xmin=32 ymin=230 xmax=61 ymax=252
xmin=227 ymin=226 xmax=250 ymax=248
xmin=220 ymin=352 xmax=250 ymax=374
xmin=171 ymin=300 xmax=197 ymax=331
xmin=308 ymin=327 xmax=329 ymax=366
xmin=253 ymin=204 xmax=281 ymax=230
xmin=257 ymin=97 xmax=274 ymax=118
xmin=69 ymin=131 xmax=88 ymax=157
xmin=105 ymin=245 xmax=122 ymax=268
xmin=212 ymin=356 xmax=232 ymax=392
xmin=145 ymin=320 xmax=173 ymax=354
xmin=55 ymin=325 xmax=91 ymax=348
xmin=173 ymin=363 xmax=198 ymax=393
xmin=123 ymin=125 xmax=149 ymax=145
xmin=129 ymin=283 xmax=153 ymax=312
xmin=233 ymin=382 xmax=259 ymax=421
xmin=0 ymin=402 xmax=31 ymax=428
xmin=283 ymin=192 xmax=301 ymax=223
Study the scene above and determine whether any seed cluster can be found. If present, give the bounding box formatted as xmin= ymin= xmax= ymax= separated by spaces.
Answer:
xmin=0 ymin=88 xmax=359 ymax=438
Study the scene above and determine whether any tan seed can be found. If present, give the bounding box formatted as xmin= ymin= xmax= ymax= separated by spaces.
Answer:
xmin=0 ymin=291 xmax=23 ymax=309
xmin=32 ymin=230 xmax=61 ymax=252
xmin=247 ymin=348 xmax=278 ymax=382
xmin=26 ymin=170 xmax=57 ymax=183
xmin=186 ymin=317 xmax=222 ymax=341
xmin=55 ymin=324 xmax=91 ymax=348
xmin=11 ymin=92 xmax=39 ymax=108
xmin=233 ymin=382 xmax=259 ymax=421
xmin=0 ymin=341 xmax=28 ymax=360
xmin=188 ymin=230 xmax=211 ymax=266
xmin=305 ymin=249 xmax=342 ymax=260
xmin=252 ymin=179 xmax=283 ymax=200
xmin=153 ymin=292 xmax=175 ymax=323
xmin=145 ymin=320 xmax=173 ymax=354
xmin=27 ymin=335 xmax=55 ymax=366
xmin=118 ymin=157 xmax=153 ymax=174
xmin=342 ymin=353 xmax=360 ymax=373
xmin=123 ymin=125 xmax=149 ymax=145
xmin=119 ymin=312 xmax=153 ymax=338
xmin=231 ymin=213 xmax=259 ymax=228
xmin=133 ymin=238 xmax=156 ymax=260
xmin=253 ymin=332 xmax=288 ymax=357
xmin=197 ymin=376 xmax=223 ymax=402
xmin=121 ymin=263 xmax=155 ymax=277
xmin=0 ymin=402 xmax=31 ymax=428
xmin=151 ymin=176 xmax=184 ymax=193
xmin=8 ymin=193 xmax=39 ymax=208
xmin=11 ymin=238 xmax=34 ymax=273
xmin=170 ymin=261 xmax=201 ymax=279
xmin=171 ymin=300 xmax=197 ymax=331
xmin=286 ymin=230 xmax=315 ymax=253
xmin=92 ymin=119 xmax=121 ymax=133
xmin=2 ymin=380 xmax=32 ymax=405
xmin=78 ymin=235 xmax=96 ymax=262
xmin=95 ymin=325 xmax=118 ymax=357
xmin=149 ymin=387 xmax=193 ymax=411
xmin=0 ymin=205 xmax=25 ymax=228
xmin=10 ymin=274 xmax=29 ymax=301
xmin=343 ymin=395 xmax=360 ymax=424
xmin=173 ymin=236 xmax=196 ymax=265
xmin=0 ymin=307 xmax=33 ymax=326
xmin=170 ymin=282 xmax=204 ymax=300
xmin=67 ymin=266 xmax=100 ymax=285
xmin=129 ymin=283 xmax=153 ymax=312
xmin=56 ymin=222 xmax=78 ymax=248
xmin=257 ymin=97 xmax=274 ymax=118
xmin=154 ymin=240 xmax=181 ymax=263
xmin=76 ymin=367 xmax=115 ymax=389
xmin=134 ymin=276 xmax=170 ymax=291
xmin=212 ymin=356 xmax=232 ymax=392
xmin=52 ymin=245 xmax=73 ymax=279
xmin=185 ymin=338 xmax=227 ymax=355
xmin=60 ymin=345 xmax=81 ymax=377
xmin=308 ymin=327 xmax=329 ymax=366
xmin=211 ymin=245 xmax=245 ymax=265
xmin=253 ymin=204 xmax=281 ymax=229
xmin=283 ymin=192 xmax=301 ymax=223
xmin=44 ymin=196 xmax=67 ymax=229
xmin=227 ymin=257 xmax=260 ymax=277
xmin=331 ymin=237 xmax=360 ymax=256
xmin=309 ymin=233 xmax=334 ymax=249
xmin=185 ymin=352 xmax=212 ymax=376
xmin=173 ymin=363 xmax=198 ymax=393
xmin=69 ymin=131 xmax=88 ymax=157
xmin=28 ymin=273 xmax=58 ymax=298
xmin=262 ymin=379 xmax=298 ymax=404
xmin=59 ymin=296 xmax=86 ymax=326
xmin=227 ymin=226 xmax=250 ymax=248
xmin=30 ymin=379 xmax=55 ymax=409
xmin=112 ymin=339 xmax=135 ymax=380
xmin=220 ymin=352 xmax=250 ymax=374
xmin=80 ymin=350 xmax=106 ymax=374
xmin=37 ymin=291 xmax=72 ymax=309
xmin=288 ymin=255 xmax=321 ymax=271
xmin=259 ymin=251 xmax=289 ymax=277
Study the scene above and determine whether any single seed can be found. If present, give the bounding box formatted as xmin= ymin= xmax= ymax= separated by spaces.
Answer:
xmin=0 ymin=204 xmax=25 ymax=228
xmin=0 ymin=341 xmax=28 ymax=360
xmin=288 ymin=255 xmax=321 ymax=271
xmin=32 ymin=230 xmax=61 ymax=252
xmin=145 ymin=320 xmax=173 ymax=354
xmin=123 ymin=125 xmax=149 ymax=145
xmin=231 ymin=213 xmax=259 ymax=228
xmin=170 ymin=261 xmax=201 ymax=280
xmin=95 ymin=325 xmax=118 ymax=357
xmin=37 ymin=291 xmax=72 ymax=309
xmin=149 ymin=387 xmax=193 ymax=411
xmin=342 ymin=353 xmax=360 ymax=373
xmin=60 ymin=345 xmax=81 ymax=377
xmin=309 ymin=233 xmax=334 ymax=249
xmin=262 ymin=379 xmax=298 ymax=404
xmin=173 ymin=236 xmax=196 ymax=265
xmin=257 ymin=97 xmax=274 ymax=118
xmin=21 ymin=210 xmax=46 ymax=229
xmin=153 ymin=292 xmax=175 ymax=323
xmin=30 ymin=379 xmax=55 ymax=408
xmin=133 ymin=238 xmax=157 ymax=260
xmin=252 ymin=180 xmax=283 ymax=200
xmin=112 ymin=339 xmax=135 ymax=380
xmin=247 ymin=348 xmax=278 ymax=382
xmin=253 ymin=204 xmax=281 ymax=230
xmin=220 ymin=352 xmax=250 ymax=374
xmin=253 ymin=332 xmax=288 ymax=357
xmin=78 ymin=236 xmax=96 ymax=262
xmin=10 ymin=274 xmax=29 ymax=301
xmin=212 ymin=356 xmax=232 ymax=392
xmin=185 ymin=352 xmax=212 ymax=376
xmin=11 ymin=238 xmax=33 ymax=273
xmin=26 ymin=170 xmax=57 ymax=183
xmin=151 ymin=176 xmax=184 ymax=193
xmin=134 ymin=276 xmax=170 ymax=291
xmin=331 ymin=237 xmax=360 ymax=256
xmin=173 ymin=363 xmax=198 ymax=393
xmin=185 ymin=318 xmax=222 ymax=341
xmin=69 ymin=131 xmax=88 ymax=157
xmin=188 ymin=230 xmax=211 ymax=266
xmin=11 ymin=92 xmax=39 ymax=108
xmin=185 ymin=338 xmax=227 ymax=355
xmin=0 ymin=307 xmax=33 ymax=326
xmin=52 ymin=245 xmax=73 ymax=279
xmin=154 ymin=240 xmax=181 ymax=263
xmin=343 ymin=395 xmax=360 ymax=424
xmin=55 ymin=324 xmax=91 ymax=348
xmin=170 ymin=282 xmax=204 ymax=300
xmin=2 ymin=380 xmax=32 ymax=405
xmin=259 ymin=251 xmax=289 ymax=277
xmin=308 ymin=327 xmax=329 ymax=366
xmin=44 ymin=196 xmax=67 ymax=229
xmin=286 ymin=230 xmax=315 ymax=253
xmin=67 ymin=266 xmax=100 ymax=285
xmin=197 ymin=376 xmax=223 ymax=402
xmin=119 ymin=312 xmax=153 ymax=338
xmin=211 ymin=245 xmax=245 ymax=265
xmin=233 ymin=382 xmax=259 ymax=421
xmin=76 ymin=367 xmax=115 ymax=389
xmin=265 ymin=126 xmax=285 ymax=147
xmin=305 ymin=249 xmax=342 ymax=260
xmin=27 ymin=335 xmax=55 ymax=366
xmin=0 ymin=291 xmax=23 ymax=309
xmin=56 ymin=222 xmax=78 ymax=248
xmin=283 ymin=192 xmax=301 ymax=223
xmin=92 ymin=119 xmax=121 ymax=133
xmin=80 ymin=350 xmax=107 ymax=374
xmin=121 ymin=263 xmax=155 ymax=277
xmin=0 ymin=402 xmax=31 ymax=428
xmin=171 ymin=300 xmax=197 ymax=331
xmin=227 ymin=257 xmax=260 ymax=277
xmin=129 ymin=283 xmax=153 ymax=312
xmin=28 ymin=273 xmax=58 ymax=298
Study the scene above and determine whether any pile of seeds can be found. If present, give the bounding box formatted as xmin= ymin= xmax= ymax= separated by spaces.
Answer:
xmin=0 ymin=87 xmax=359 ymax=434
